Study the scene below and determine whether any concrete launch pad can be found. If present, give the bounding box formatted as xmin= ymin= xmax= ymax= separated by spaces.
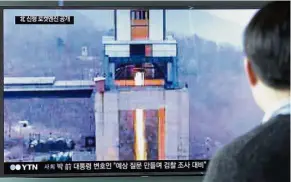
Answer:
xmin=95 ymin=88 xmax=190 ymax=161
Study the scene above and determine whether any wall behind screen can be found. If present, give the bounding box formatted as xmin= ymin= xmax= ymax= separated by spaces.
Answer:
xmin=0 ymin=177 xmax=203 ymax=182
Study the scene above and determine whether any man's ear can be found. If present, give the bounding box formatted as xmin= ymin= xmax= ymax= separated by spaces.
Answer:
xmin=244 ymin=58 xmax=258 ymax=86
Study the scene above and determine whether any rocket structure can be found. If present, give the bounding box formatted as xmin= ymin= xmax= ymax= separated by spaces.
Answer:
xmin=94 ymin=9 xmax=190 ymax=161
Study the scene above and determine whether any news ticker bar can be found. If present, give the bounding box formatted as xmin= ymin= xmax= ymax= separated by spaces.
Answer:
xmin=15 ymin=16 xmax=74 ymax=24
xmin=4 ymin=160 xmax=209 ymax=174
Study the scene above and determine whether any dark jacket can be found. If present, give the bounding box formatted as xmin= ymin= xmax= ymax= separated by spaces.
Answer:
xmin=203 ymin=114 xmax=290 ymax=182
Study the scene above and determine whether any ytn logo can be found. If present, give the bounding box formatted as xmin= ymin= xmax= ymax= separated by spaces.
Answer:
xmin=10 ymin=164 xmax=38 ymax=171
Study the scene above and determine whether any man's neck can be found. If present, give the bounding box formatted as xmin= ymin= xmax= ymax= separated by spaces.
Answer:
xmin=261 ymin=90 xmax=290 ymax=123
xmin=262 ymin=89 xmax=290 ymax=113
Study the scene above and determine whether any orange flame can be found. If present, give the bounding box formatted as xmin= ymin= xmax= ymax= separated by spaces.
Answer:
xmin=134 ymin=109 xmax=147 ymax=160
xmin=158 ymin=108 xmax=166 ymax=160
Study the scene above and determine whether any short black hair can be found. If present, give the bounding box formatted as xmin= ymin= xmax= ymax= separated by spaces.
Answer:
xmin=243 ymin=1 xmax=290 ymax=90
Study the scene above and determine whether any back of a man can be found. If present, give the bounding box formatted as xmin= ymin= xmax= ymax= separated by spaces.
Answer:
xmin=203 ymin=1 xmax=290 ymax=182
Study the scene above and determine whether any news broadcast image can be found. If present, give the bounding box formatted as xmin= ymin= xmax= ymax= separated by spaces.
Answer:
xmin=3 ymin=8 xmax=262 ymax=174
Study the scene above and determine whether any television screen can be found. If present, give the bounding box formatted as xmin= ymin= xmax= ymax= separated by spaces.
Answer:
xmin=3 ymin=5 xmax=263 ymax=177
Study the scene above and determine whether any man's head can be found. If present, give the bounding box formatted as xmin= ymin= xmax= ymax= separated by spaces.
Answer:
xmin=243 ymin=1 xmax=290 ymax=112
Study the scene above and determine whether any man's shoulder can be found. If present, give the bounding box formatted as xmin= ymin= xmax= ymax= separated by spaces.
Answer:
xmin=228 ymin=114 xmax=290 ymax=154
xmin=203 ymin=114 xmax=290 ymax=182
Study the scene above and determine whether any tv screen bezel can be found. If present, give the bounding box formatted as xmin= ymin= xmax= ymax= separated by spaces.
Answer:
xmin=1 ymin=0 xmax=266 ymax=178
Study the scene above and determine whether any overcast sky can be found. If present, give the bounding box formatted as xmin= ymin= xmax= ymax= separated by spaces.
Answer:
xmin=4 ymin=9 xmax=258 ymax=30
xmin=75 ymin=9 xmax=258 ymax=31
xmin=4 ymin=9 xmax=258 ymax=47
xmin=206 ymin=9 xmax=258 ymax=27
